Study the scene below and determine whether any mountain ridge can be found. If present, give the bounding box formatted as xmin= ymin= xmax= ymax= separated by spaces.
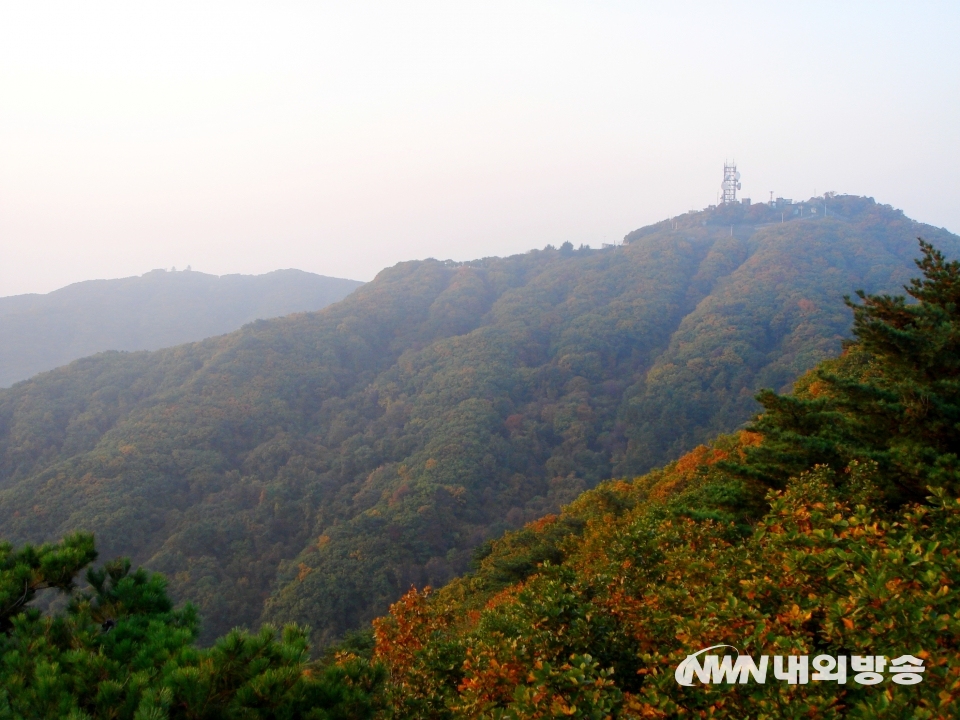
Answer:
xmin=0 ymin=195 xmax=956 ymax=645
xmin=0 ymin=268 xmax=363 ymax=387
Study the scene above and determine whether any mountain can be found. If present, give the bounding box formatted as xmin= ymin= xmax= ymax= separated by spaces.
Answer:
xmin=0 ymin=195 xmax=955 ymax=646
xmin=371 ymin=239 xmax=960 ymax=717
xmin=0 ymin=269 xmax=363 ymax=387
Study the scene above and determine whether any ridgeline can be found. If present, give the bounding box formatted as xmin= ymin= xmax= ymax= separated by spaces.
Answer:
xmin=0 ymin=268 xmax=362 ymax=387
xmin=0 ymin=195 xmax=955 ymax=649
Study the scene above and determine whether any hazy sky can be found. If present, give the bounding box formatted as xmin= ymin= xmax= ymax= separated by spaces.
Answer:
xmin=2 ymin=2 xmax=958 ymax=296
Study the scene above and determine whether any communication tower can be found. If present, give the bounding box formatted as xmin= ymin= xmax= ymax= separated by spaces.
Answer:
xmin=720 ymin=162 xmax=741 ymax=204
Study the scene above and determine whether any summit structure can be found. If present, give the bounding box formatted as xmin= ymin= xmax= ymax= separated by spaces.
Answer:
xmin=721 ymin=161 xmax=741 ymax=204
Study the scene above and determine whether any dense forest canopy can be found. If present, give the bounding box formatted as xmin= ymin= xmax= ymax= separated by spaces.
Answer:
xmin=0 ymin=269 xmax=362 ymax=387
xmin=0 ymin=196 xmax=956 ymax=648
xmin=371 ymin=239 xmax=960 ymax=718
xmin=3 ymin=229 xmax=959 ymax=717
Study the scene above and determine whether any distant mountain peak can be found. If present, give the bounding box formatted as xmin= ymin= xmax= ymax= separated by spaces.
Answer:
xmin=0 ymin=270 xmax=362 ymax=387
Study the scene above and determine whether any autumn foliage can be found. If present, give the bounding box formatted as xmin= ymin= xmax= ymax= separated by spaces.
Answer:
xmin=370 ymin=241 xmax=960 ymax=718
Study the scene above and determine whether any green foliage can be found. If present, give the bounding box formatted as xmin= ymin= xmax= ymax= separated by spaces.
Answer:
xmin=0 ymin=532 xmax=96 ymax=632
xmin=0 ymin=197 xmax=956 ymax=646
xmin=731 ymin=239 xmax=960 ymax=504
xmin=0 ymin=535 xmax=385 ymax=719
xmin=497 ymin=655 xmax=622 ymax=720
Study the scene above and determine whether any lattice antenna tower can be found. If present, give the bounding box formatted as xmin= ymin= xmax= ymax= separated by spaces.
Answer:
xmin=721 ymin=161 xmax=741 ymax=204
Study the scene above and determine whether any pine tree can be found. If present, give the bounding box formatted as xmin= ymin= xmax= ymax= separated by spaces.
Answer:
xmin=731 ymin=239 xmax=960 ymax=504
xmin=0 ymin=532 xmax=96 ymax=632
xmin=0 ymin=535 xmax=385 ymax=718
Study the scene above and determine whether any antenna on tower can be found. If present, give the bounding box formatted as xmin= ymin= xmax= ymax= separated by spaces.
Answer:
xmin=720 ymin=161 xmax=740 ymax=204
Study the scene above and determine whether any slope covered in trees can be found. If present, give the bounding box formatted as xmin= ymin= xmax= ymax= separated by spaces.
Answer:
xmin=371 ymin=241 xmax=960 ymax=717
xmin=4 ymin=237 xmax=958 ymax=718
xmin=0 ymin=533 xmax=384 ymax=718
xmin=0 ymin=269 xmax=362 ymax=387
xmin=0 ymin=196 xmax=955 ymax=646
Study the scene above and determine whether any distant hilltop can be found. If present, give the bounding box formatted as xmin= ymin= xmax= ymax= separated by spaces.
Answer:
xmin=625 ymin=193 xmax=915 ymax=242
xmin=0 ymin=269 xmax=363 ymax=387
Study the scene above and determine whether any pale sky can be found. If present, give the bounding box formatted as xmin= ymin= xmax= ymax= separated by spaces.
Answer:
xmin=1 ymin=2 xmax=958 ymax=296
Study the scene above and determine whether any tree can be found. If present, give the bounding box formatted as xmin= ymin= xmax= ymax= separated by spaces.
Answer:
xmin=0 ymin=535 xmax=385 ymax=718
xmin=0 ymin=532 xmax=96 ymax=633
xmin=732 ymin=239 xmax=960 ymax=504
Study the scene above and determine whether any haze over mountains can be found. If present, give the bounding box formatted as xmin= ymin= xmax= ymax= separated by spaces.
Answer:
xmin=0 ymin=269 xmax=363 ymax=387
xmin=0 ymin=195 xmax=955 ymax=647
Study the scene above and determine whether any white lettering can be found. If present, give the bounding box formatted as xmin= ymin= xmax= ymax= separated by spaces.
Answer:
xmin=674 ymin=648 xmax=768 ymax=685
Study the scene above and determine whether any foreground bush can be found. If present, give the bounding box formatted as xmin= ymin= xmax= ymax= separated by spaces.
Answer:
xmin=374 ymin=466 xmax=960 ymax=718
xmin=0 ymin=537 xmax=384 ymax=719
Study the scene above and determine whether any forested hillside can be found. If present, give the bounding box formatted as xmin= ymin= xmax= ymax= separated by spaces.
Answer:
xmin=0 ymin=196 xmax=955 ymax=646
xmin=0 ymin=269 xmax=362 ymax=387
xmin=372 ymin=239 xmax=960 ymax=717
